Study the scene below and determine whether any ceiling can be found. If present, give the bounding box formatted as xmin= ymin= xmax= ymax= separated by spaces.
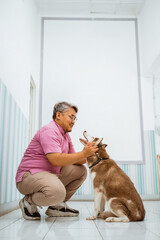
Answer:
xmin=35 ymin=0 xmax=146 ymax=16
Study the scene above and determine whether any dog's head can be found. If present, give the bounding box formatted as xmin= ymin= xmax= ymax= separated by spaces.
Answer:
xmin=79 ymin=131 xmax=109 ymax=165
xmin=80 ymin=130 xmax=107 ymax=148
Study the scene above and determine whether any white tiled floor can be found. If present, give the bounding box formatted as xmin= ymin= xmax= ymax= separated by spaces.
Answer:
xmin=0 ymin=201 xmax=160 ymax=240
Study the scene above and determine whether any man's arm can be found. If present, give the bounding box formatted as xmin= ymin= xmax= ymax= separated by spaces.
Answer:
xmin=74 ymin=158 xmax=86 ymax=165
xmin=46 ymin=142 xmax=97 ymax=167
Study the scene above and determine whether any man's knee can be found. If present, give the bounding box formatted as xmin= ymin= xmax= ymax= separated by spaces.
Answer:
xmin=80 ymin=165 xmax=87 ymax=180
xmin=72 ymin=165 xmax=87 ymax=181
xmin=44 ymin=183 xmax=66 ymax=205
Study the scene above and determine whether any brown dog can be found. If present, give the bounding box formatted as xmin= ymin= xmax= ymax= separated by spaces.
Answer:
xmin=80 ymin=131 xmax=145 ymax=222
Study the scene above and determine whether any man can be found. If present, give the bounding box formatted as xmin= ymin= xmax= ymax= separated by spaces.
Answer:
xmin=16 ymin=101 xmax=98 ymax=220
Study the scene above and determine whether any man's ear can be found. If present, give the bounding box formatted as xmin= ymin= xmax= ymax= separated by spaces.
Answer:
xmin=56 ymin=112 xmax=61 ymax=120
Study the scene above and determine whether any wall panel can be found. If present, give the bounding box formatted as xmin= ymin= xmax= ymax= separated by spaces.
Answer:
xmin=0 ymin=79 xmax=28 ymax=204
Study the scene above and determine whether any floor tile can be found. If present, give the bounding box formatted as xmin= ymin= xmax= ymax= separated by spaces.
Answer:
xmin=44 ymin=228 xmax=103 ymax=240
xmin=0 ymin=218 xmax=53 ymax=240
xmin=52 ymin=216 xmax=96 ymax=229
xmin=99 ymin=227 xmax=160 ymax=240
xmin=0 ymin=219 xmax=20 ymax=230
xmin=0 ymin=201 xmax=160 ymax=240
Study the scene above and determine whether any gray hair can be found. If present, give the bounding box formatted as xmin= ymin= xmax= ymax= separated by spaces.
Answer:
xmin=52 ymin=101 xmax=78 ymax=119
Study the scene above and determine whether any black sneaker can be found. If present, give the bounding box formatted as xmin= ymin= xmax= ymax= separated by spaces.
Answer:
xmin=45 ymin=202 xmax=79 ymax=217
xmin=19 ymin=197 xmax=41 ymax=220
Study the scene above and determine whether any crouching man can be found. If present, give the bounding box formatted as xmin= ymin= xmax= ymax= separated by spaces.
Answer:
xmin=16 ymin=101 xmax=98 ymax=220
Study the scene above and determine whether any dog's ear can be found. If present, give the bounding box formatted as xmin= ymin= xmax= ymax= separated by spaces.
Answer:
xmin=95 ymin=138 xmax=103 ymax=145
xmin=101 ymin=144 xmax=107 ymax=148
xmin=79 ymin=138 xmax=87 ymax=146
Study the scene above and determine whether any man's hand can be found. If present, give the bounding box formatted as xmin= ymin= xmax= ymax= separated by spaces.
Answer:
xmin=82 ymin=142 xmax=98 ymax=158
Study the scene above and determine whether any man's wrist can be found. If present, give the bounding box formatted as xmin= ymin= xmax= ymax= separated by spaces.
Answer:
xmin=81 ymin=151 xmax=88 ymax=159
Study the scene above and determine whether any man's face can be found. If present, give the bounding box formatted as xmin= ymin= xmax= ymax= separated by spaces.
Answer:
xmin=56 ymin=107 xmax=77 ymax=132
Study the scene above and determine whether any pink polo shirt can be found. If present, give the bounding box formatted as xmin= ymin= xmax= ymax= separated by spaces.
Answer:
xmin=15 ymin=121 xmax=75 ymax=183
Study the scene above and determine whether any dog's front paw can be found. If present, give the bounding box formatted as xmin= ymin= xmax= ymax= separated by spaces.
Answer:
xmin=86 ymin=216 xmax=97 ymax=220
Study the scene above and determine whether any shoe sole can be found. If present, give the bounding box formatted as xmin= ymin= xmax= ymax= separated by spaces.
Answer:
xmin=45 ymin=208 xmax=79 ymax=217
xmin=19 ymin=200 xmax=41 ymax=220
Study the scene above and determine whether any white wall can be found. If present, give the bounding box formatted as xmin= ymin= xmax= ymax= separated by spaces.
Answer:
xmin=139 ymin=0 xmax=160 ymax=76
xmin=137 ymin=0 xmax=160 ymax=132
xmin=42 ymin=19 xmax=144 ymax=163
xmin=38 ymin=3 xmax=158 ymax=132
xmin=0 ymin=0 xmax=40 ymax=121
xmin=138 ymin=0 xmax=160 ymax=130
xmin=140 ymin=77 xmax=154 ymax=130
xmin=0 ymin=0 xmax=40 ymax=206
xmin=138 ymin=0 xmax=160 ymax=164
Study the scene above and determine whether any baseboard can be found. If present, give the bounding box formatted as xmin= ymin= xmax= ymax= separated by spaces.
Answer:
xmin=0 ymin=200 xmax=19 ymax=216
xmin=141 ymin=195 xmax=160 ymax=200
xmin=70 ymin=194 xmax=160 ymax=201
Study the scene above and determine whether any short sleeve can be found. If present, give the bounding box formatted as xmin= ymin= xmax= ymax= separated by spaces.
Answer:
xmin=39 ymin=128 xmax=62 ymax=154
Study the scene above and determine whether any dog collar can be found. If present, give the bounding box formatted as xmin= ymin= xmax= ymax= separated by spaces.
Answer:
xmin=89 ymin=156 xmax=109 ymax=169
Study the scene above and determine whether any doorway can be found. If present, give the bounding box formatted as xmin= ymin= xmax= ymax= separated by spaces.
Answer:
xmin=153 ymin=72 xmax=160 ymax=193
xmin=29 ymin=76 xmax=36 ymax=142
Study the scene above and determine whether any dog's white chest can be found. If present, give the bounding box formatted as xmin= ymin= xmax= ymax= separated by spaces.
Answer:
xmin=90 ymin=171 xmax=96 ymax=183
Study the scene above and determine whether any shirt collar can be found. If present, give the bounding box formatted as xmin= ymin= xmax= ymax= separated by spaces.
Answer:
xmin=53 ymin=120 xmax=66 ymax=136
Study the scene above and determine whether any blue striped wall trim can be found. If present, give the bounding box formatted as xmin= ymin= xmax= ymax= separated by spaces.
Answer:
xmin=76 ymin=130 xmax=159 ymax=196
xmin=151 ymin=131 xmax=159 ymax=194
xmin=0 ymin=79 xmax=28 ymax=204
